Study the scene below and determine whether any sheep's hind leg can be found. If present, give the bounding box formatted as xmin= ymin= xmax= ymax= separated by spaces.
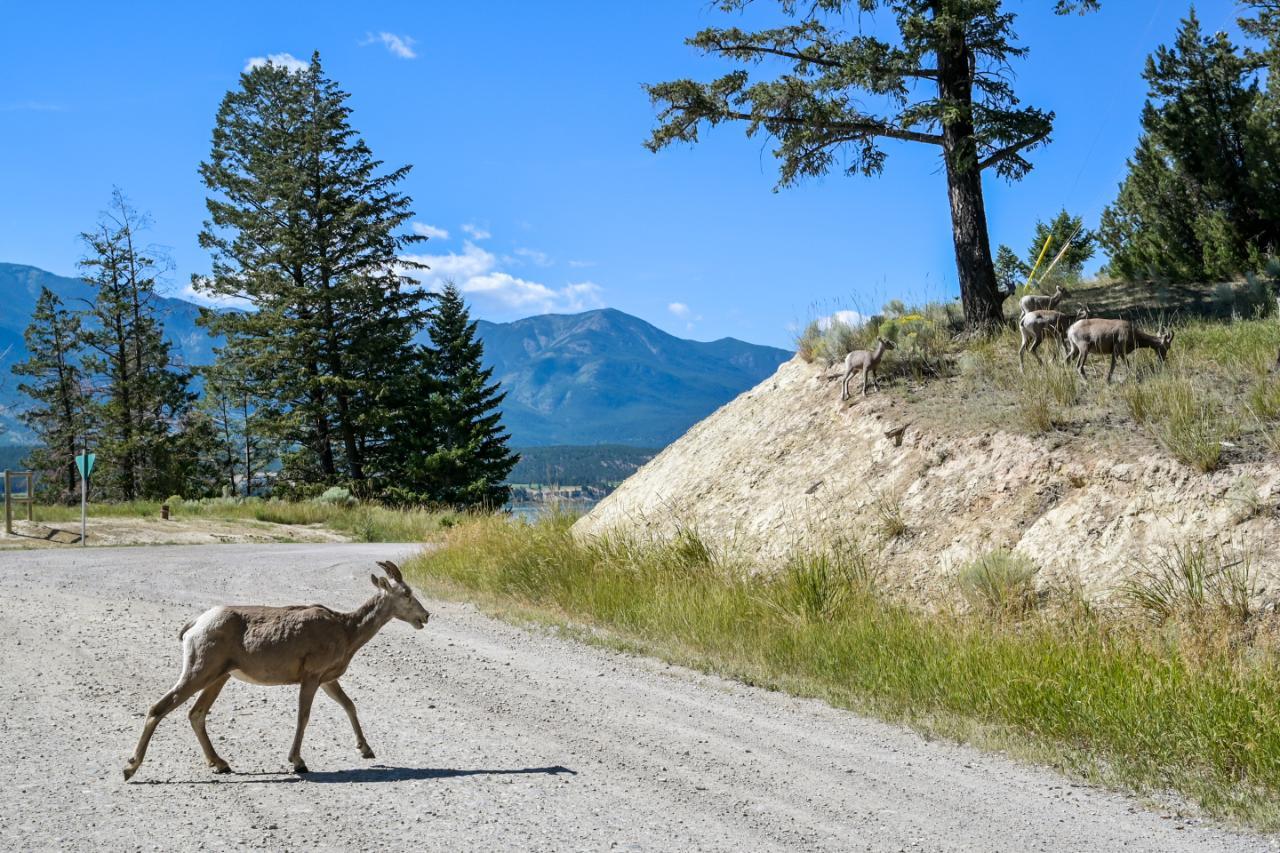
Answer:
xmin=124 ymin=668 xmax=221 ymax=781
xmin=189 ymin=674 xmax=232 ymax=773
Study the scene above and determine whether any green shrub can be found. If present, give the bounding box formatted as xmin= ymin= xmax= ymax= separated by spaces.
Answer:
xmin=957 ymin=549 xmax=1040 ymax=618
xmin=316 ymin=486 xmax=355 ymax=506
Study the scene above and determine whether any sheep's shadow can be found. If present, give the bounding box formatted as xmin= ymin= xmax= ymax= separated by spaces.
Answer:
xmin=134 ymin=764 xmax=576 ymax=785
xmin=305 ymin=764 xmax=576 ymax=784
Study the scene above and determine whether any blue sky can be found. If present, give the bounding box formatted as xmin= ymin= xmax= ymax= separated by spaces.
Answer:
xmin=0 ymin=0 xmax=1249 ymax=348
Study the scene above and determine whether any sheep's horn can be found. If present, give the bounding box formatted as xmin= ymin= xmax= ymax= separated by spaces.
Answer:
xmin=377 ymin=560 xmax=403 ymax=582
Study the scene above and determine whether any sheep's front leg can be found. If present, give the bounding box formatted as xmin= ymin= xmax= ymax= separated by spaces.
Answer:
xmin=288 ymin=680 xmax=320 ymax=773
xmin=1106 ymin=351 xmax=1117 ymax=383
xmin=323 ymin=680 xmax=375 ymax=759
xmin=861 ymin=367 xmax=870 ymax=397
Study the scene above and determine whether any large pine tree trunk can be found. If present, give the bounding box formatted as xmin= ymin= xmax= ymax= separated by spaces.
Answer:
xmin=937 ymin=13 xmax=1006 ymax=331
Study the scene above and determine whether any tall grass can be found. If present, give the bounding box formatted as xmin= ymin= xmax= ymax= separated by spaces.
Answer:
xmin=32 ymin=498 xmax=450 ymax=542
xmin=407 ymin=514 xmax=1280 ymax=829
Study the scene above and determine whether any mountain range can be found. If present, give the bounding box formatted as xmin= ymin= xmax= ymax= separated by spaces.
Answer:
xmin=0 ymin=263 xmax=791 ymax=448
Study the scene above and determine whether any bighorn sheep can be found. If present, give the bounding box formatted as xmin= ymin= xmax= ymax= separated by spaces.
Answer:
xmin=840 ymin=337 xmax=896 ymax=400
xmin=123 ymin=560 xmax=430 ymax=781
xmin=1019 ymin=284 xmax=1068 ymax=317
xmin=1018 ymin=305 xmax=1089 ymax=373
xmin=1067 ymin=318 xmax=1174 ymax=382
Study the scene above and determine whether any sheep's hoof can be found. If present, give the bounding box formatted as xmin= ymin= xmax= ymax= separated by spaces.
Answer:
xmin=211 ymin=763 xmax=232 ymax=774
xmin=292 ymin=762 xmax=309 ymax=775
xmin=122 ymin=765 xmax=136 ymax=782
xmin=360 ymin=747 xmax=375 ymax=759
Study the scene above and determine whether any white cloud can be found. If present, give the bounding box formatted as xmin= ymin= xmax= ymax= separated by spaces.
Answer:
xmin=818 ymin=310 xmax=867 ymax=330
xmin=461 ymin=223 xmax=491 ymax=241
xmin=412 ymin=222 xmax=449 ymax=240
xmin=400 ymin=240 xmax=604 ymax=315
xmin=567 ymin=259 xmax=595 ymax=269
xmin=362 ymin=32 xmax=418 ymax=59
xmin=244 ymin=53 xmax=308 ymax=73
xmin=667 ymin=302 xmax=691 ymax=318
xmin=179 ymin=278 xmax=255 ymax=311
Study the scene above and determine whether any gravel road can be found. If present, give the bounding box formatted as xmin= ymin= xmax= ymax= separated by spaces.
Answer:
xmin=0 ymin=544 xmax=1272 ymax=852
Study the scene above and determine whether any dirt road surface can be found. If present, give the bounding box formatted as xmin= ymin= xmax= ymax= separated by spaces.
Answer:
xmin=0 ymin=544 xmax=1271 ymax=852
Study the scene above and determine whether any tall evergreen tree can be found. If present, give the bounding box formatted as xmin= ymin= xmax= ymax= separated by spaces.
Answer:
xmin=79 ymin=191 xmax=195 ymax=500
xmin=195 ymin=53 xmax=428 ymax=492
xmin=1101 ymin=10 xmax=1271 ymax=281
xmin=645 ymin=1 xmax=1099 ymax=330
xmin=11 ymin=288 xmax=89 ymax=502
xmin=412 ymin=283 xmax=517 ymax=508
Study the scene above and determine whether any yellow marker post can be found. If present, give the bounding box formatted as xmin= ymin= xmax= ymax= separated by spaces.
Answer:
xmin=1023 ymin=234 xmax=1054 ymax=293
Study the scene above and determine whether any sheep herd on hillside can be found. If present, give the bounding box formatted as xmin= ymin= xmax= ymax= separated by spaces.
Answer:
xmin=838 ymin=285 xmax=1175 ymax=400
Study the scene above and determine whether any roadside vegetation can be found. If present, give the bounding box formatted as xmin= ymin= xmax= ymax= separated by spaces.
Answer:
xmin=407 ymin=511 xmax=1280 ymax=830
xmin=32 ymin=495 xmax=452 ymax=543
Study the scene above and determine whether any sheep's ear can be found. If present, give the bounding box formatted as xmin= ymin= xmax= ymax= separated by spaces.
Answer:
xmin=370 ymin=574 xmax=381 ymax=590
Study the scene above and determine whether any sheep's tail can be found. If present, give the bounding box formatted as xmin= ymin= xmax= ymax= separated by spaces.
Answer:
xmin=178 ymin=619 xmax=196 ymax=641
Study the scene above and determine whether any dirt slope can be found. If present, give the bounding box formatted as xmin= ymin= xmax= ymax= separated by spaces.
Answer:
xmin=0 ymin=544 xmax=1263 ymax=851
xmin=575 ymin=357 xmax=1280 ymax=601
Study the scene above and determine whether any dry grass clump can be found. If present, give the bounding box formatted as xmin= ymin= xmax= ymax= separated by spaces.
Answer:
xmin=1120 ymin=541 xmax=1258 ymax=625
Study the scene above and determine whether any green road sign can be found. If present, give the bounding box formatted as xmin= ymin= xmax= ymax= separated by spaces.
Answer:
xmin=75 ymin=453 xmax=96 ymax=479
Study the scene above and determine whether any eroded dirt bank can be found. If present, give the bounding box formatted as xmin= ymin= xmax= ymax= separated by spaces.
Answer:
xmin=577 ymin=357 xmax=1280 ymax=601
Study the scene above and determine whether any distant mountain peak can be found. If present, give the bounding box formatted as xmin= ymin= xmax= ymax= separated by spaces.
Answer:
xmin=1 ymin=262 xmax=792 ymax=448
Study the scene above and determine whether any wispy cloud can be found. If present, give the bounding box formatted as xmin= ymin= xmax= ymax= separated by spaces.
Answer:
xmin=400 ymin=240 xmax=603 ymax=315
xmin=412 ymin=222 xmax=449 ymax=240
xmin=0 ymin=101 xmax=66 ymax=113
xmin=567 ymin=259 xmax=595 ymax=269
xmin=513 ymin=248 xmax=552 ymax=267
xmin=244 ymin=53 xmax=308 ymax=73
xmin=461 ymin=223 xmax=491 ymax=241
xmin=361 ymin=32 xmax=418 ymax=59
xmin=667 ymin=302 xmax=691 ymax=318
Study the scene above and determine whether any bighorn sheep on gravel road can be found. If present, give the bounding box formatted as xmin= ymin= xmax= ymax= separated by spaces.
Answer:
xmin=841 ymin=337 xmax=896 ymax=400
xmin=123 ymin=560 xmax=429 ymax=781
xmin=1067 ymin=318 xmax=1174 ymax=382
xmin=1019 ymin=284 xmax=1068 ymax=317
xmin=1018 ymin=306 xmax=1089 ymax=373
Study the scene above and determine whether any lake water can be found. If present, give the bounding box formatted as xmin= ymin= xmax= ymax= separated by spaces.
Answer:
xmin=506 ymin=500 xmax=598 ymax=523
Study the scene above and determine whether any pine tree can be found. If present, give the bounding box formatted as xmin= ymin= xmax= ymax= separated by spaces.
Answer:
xmin=645 ymin=1 xmax=1100 ymax=330
xmin=78 ymin=191 xmax=195 ymax=500
xmin=1024 ymin=210 xmax=1096 ymax=285
xmin=11 ymin=288 xmax=88 ymax=502
xmin=195 ymin=53 xmax=427 ymax=492
xmin=994 ymin=245 xmax=1029 ymax=295
xmin=1101 ymin=11 xmax=1270 ymax=281
xmin=412 ymin=283 xmax=517 ymax=508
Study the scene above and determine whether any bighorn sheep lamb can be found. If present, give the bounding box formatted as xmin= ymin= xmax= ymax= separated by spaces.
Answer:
xmin=1018 ymin=306 xmax=1089 ymax=372
xmin=123 ymin=560 xmax=430 ymax=781
xmin=840 ymin=337 xmax=896 ymax=400
xmin=1019 ymin=284 xmax=1068 ymax=316
xmin=1067 ymin=318 xmax=1174 ymax=382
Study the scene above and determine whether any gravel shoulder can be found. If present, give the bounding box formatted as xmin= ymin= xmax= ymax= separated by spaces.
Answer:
xmin=0 ymin=544 xmax=1271 ymax=852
